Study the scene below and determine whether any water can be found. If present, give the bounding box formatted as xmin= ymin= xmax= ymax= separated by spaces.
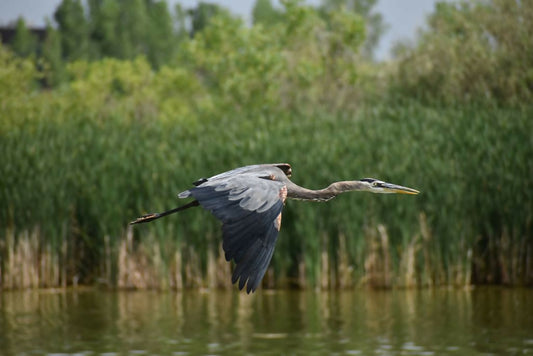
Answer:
xmin=1 ymin=288 xmax=532 ymax=355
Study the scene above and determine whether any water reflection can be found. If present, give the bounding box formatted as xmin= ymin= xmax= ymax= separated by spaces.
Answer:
xmin=1 ymin=288 xmax=532 ymax=355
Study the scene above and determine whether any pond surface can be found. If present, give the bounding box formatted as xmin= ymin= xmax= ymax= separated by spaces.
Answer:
xmin=1 ymin=287 xmax=532 ymax=355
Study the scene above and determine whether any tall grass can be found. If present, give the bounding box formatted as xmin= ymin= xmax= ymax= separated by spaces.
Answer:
xmin=2 ymin=0 xmax=531 ymax=289
xmin=2 ymin=93 xmax=532 ymax=289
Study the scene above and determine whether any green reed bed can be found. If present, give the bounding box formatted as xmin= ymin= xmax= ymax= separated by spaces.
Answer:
xmin=2 ymin=0 xmax=532 ymax=290
xmin=1 ymin=96 xmax=532 ymax=289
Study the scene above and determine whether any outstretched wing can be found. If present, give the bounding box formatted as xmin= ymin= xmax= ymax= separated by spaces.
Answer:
xmin=180 ymin=173 xmax=286 ymax=293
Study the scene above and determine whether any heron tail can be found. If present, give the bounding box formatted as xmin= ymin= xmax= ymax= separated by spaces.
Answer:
xmin=130 ymin=200 xmax=200 ymax=225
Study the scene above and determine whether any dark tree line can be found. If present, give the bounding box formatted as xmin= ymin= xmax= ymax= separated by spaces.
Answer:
xmin=5 ymin=0 xmax=386 ymax=87
xmin=5 ymin=0 xmax=234 ymax=85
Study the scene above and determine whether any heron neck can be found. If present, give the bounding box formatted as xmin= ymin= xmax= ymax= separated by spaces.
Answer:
xmin=286 ymin=180 xmax=366 ymax=202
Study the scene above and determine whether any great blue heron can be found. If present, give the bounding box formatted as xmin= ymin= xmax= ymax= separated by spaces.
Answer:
xmin=130 ymin=163 xmax=419 ymax=293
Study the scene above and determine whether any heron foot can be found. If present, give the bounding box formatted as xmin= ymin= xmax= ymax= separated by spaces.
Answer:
xmin=129 ymin=213 xmax=158 ymax=225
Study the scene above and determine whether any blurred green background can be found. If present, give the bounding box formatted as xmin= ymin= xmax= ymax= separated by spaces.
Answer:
xmin=1 ymin=0 xmax=532 ymax=290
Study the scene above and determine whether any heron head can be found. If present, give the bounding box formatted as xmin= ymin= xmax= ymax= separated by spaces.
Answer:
xmin=359 ymin=178 xmax=419 ymax=195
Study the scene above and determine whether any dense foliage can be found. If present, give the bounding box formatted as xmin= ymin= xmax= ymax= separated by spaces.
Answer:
xmin=392 ymin=0 xmax=533 ymax=105
xmin=7 ymin=0 xmax=383 ymax=85
xmin=1 ymin=0 xmax=531 ymax=289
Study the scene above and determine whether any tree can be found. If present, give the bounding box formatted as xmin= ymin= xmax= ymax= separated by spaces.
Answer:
xmin=63 ymin=0 xmax=182 ymax=67
xmin=393 ymin=0 xmax=533 ymax=104
xmin=146 ymin=0 xmax=177 ymax=68
xmin=54 ymin=0 xmax=90 ymax=61
xmin=180 ymin=1 xmax=366 ymax=112
xmin=174 ymin=3 xmax=188 ymax=39
xmin=188 ymin=2 xmax=232 ymax=37
xmin=319 ymin=0 xmax=387 ymax=59
xmin=115 ymin=0 xmax=149 ymax=59
xmin=42 ymin=19 xmax=66 ymax=86
xmin=88 ymin=0 xmax=121 ymax=59
xmin=11 ymin=17 xmax=37 ymax=58
xmin=252 ymin=0 xmax=283 ymax=26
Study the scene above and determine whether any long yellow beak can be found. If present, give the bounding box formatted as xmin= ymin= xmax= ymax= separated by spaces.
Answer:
xmin=379 ymin=182 xmax=420 ymax=195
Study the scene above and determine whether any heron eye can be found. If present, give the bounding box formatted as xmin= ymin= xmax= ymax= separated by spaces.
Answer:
xmin=372 ymin=181 xmax=379 ymax=187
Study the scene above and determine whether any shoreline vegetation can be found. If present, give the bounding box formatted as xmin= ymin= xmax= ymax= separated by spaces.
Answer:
xmin=1 ymin=0 xmax=532 ymax=290
xmin=1 ymin=208 xmax=527 ymax=290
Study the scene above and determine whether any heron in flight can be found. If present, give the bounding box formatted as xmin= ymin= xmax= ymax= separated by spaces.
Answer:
xmin=130 ymin=163 xmax=419 ymax=293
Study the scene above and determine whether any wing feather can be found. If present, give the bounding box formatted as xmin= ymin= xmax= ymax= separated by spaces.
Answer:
xmin=243 ymin=229 xmax=277 ymax=292
xmin=183 ymin=170 xmax=286 ymax=293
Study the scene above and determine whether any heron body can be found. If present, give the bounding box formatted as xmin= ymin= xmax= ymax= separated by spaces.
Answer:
xmin=131 ymin=163 xmax=419 ymax=293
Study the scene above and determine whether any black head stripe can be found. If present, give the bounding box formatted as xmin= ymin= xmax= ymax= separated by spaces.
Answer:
xmin=360 ymin=178 xmax=376 ymax=183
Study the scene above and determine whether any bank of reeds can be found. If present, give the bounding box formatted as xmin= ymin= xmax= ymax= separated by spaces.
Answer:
xmin=2 ymin=206 xmax=525 ymax=290
xmin=1 ymin=50 xmax=532 ymax=290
